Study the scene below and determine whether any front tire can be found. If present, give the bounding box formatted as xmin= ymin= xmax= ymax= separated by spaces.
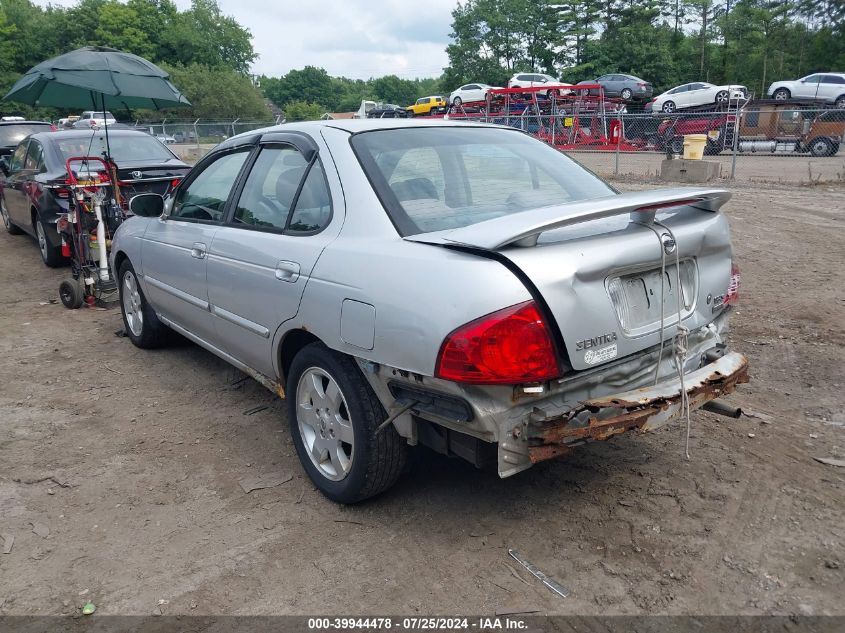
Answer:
xmin=1 ymin=196 xmax=23 ymax=235
xmin=808 ymin=137 xmax=834 ymax=157
xmin=452 ymin=96 xmax=462 ymax=107
xmin=118 ymin=259 xmax=169 ymax=348
xmin=773 ymin=88 xmax=790 ymax=100
xmin=287 ymin=343 xmax=407 ymax=503
xmin=715 ymin=90 xmax=729 ymax=104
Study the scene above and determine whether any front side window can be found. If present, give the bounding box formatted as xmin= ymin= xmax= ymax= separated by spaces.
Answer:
xmin=171 ymin=150 xmax=249 ymax=222
xmin=233 ymin=146 xmax=331 ymax=233
xmin=803 ymin=75 xmax=822 ymax=84
xmin=352 ymin=127 xmax=615 ymax=236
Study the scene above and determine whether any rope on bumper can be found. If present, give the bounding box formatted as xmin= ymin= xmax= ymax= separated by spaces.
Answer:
xmin=638 ymin=220 xmax=693 ymax=460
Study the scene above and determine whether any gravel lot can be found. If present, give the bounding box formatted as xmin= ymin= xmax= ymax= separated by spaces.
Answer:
xmin=0 ymin=179 xmax=842 ymax=616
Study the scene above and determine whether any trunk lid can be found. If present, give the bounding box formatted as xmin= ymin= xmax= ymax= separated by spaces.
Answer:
xmin=407 ymin=188 xmax=734 ymax=371
xmin=115 ymin=159 xmax=190 ymax=199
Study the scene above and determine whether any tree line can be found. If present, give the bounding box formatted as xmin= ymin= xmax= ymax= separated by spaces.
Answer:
xmin=444 ymin=0 xmax=845 ymax=97
xmin=1 ymin=0 xmax=841 ymax=122
xmin=0 ymin=0 xmax=270 ymax=119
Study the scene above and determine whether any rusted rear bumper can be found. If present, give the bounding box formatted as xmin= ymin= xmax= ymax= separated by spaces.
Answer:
xmin=528 ymin=352 xmax=749 ymax=463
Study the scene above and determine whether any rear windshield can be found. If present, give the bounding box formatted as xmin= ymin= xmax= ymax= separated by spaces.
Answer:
xmin=0 ymin=123 xmax=51 ymax=147
xmin=55 ymin=134 xmax=175 ymax=163
xmin=351 ymin=126 xmax=615 ymax=235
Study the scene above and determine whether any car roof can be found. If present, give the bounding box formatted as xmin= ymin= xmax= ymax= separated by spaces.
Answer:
xmin=29 ymin=128 xmax=152 ymax=142
xmin=0 ymin=120 xmax=52 ymax=126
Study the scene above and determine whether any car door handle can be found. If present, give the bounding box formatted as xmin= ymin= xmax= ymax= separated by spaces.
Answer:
xmin=190 ymin=242 xmax=206 ymax=259
xmin=275 ymin=260 xmax=300 ymax=282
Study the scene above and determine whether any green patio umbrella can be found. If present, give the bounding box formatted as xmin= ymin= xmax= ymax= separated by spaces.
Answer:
xmin=3 ymin=45 xmax=191 ymax=111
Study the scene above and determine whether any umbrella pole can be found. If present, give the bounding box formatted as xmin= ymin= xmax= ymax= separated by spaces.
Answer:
xmin=99 ymin=92 xmax=121 ymax=210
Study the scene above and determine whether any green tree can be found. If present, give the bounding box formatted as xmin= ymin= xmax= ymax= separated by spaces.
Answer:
xmin=159 ymin=63 xmax=270 ymax=119
xmin=261 ymin=66 xmax=340 ymax=110
xmin=284 ymin=100 xmax=325 ymax=121
xmin=93 ymin=2 xmax=155 ymax=58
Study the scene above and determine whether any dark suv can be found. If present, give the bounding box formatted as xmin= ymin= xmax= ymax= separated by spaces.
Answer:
xmin=0 ymin=120 xmax=54 ymax=158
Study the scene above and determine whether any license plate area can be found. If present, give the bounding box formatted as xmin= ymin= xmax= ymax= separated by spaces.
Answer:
xmin=607 ymin=260 xmax=697 ymax=335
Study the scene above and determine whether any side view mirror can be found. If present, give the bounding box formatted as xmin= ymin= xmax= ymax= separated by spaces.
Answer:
xmin=129 ymin=193 xmax=164 ymax=217
xmin=0 ymin=157 xmax=9 ymax=176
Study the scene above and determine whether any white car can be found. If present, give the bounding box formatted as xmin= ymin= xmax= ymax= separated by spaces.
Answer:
xmin=767 ymin=73 xmax=845 ymax=107
xmin=651 ymin=82 xmax=747 ymax=113
xmin=74 ymin=110 xmax=117 ymax=128
xmin=507 ymin=73 xmax=566 ymax=96
xmin=449 ymin=83 xmax=496 ymax=106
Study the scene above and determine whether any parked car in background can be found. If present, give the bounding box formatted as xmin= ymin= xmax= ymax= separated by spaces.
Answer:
xmin=353 ymin=100 xmax=377 ymax=119
xmin=0 ymin=128 xmax=189 ymax=266
xmin=406 ymin=96 xmax=448 ymax=116
xmin=767 ymin=73 xmax=845 ymax=107
xmin=110 ymin=119 xmax=747 ymax=503
xmin=507 ymin=73 xmax=566 ymax=96
xmin=449 ymin=83 xmax=497 ymax=106
xmin=73 ymin=110 xmax=117 ymax=128
xmin=0 ymin=120 xmax=54 ymax=158
xmin=155 ymin=133 xmax=177 ymax=144
xmin=366 ymin=104 xmax=408 ymax=118
xmin=650 ymin=82 xmax=747 ymax=113
xmin=577 ymin=74 xmax=653 ymax=101
xmin=57 ymin=115 xmax=80 ymax=128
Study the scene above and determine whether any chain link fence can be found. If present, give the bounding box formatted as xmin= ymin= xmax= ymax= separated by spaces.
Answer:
xmin=450 ymin=103 xmax=845 ymax=184
xmin=142 ymin=107 xmax=845 ymax=184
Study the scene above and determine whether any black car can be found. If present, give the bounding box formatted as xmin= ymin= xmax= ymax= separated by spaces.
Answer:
xmin=0 ymin=129 xmax=190 ymax=266
xmin=366 ymin=104 xmax=409 ymax=119
xmin=0 ymin=120 xmax=55 ymax=158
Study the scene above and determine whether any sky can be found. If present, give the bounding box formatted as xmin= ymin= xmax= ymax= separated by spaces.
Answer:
xmin=35 ymin=0 xmax=458 ymax=79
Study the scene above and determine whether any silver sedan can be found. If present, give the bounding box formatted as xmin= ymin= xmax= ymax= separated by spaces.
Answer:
xmin=111 ymin=120 xmax=748 ymax=503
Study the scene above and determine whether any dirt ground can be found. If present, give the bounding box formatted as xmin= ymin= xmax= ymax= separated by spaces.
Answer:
xmin=0 ymin=180 xmax=842 ymax=617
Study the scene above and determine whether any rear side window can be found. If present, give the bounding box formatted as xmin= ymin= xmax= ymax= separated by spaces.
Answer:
xmin=823 ymin=75 xmax=845 ymax=84
xmin=351 ymin=127 xmax=614 ymax=236
xmin=233 ymin=146 xmax=331 ymax=233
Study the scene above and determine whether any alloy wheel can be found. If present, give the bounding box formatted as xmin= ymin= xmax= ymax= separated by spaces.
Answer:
xmin=0 ymin=198 xmax=9 ymax=229
xmin=122 ymin=270 xmax=144 ymax=336
xmin=36 ymin=220 xmax=48 ymax=260
xmin=296 ymin=367 xmax=354 ymax=481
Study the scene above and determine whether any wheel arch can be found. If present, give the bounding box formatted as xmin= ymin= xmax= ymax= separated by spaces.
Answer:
xmin=278 ymin=328 xmax=322 ymax=384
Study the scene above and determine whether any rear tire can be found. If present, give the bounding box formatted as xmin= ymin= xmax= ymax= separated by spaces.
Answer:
xmin=835 ymin=95 xmax=845 ymax=109
xmin=287 ymin=343 xmax=407 ymax=504
xmin=118 ymin=259 xmax=169 ymax=348
xmin=1 ymin=196 xmax=23 ymax=235
xmin=36 ymin=216 xmax=63 ymax=267
xmin=662 ymin=100 xmax=676 ymax=113
xmin=59 ymin=279 xmax=84 ymax=309
xmin=621 ymin=88 xmax=633 ymax=101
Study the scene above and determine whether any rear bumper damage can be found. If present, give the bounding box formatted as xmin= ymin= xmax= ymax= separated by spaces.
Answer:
xmin=526 ymin=352 xmax=749 ymax=464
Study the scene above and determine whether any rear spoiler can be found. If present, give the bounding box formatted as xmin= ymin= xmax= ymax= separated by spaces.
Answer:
xmin=405 ymin=188 xmax=731 ymax=250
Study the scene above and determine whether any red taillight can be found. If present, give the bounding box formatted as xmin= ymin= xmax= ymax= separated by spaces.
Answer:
xmin=171 ymin=178 xmax=182 ymax=189
xmin=435 ymin=301 xmax=560 ymax=384
xmin=50 ymin=124 xmax=57 ymax=132
xmin=724 ymin=262 xmax=740 ymax=306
